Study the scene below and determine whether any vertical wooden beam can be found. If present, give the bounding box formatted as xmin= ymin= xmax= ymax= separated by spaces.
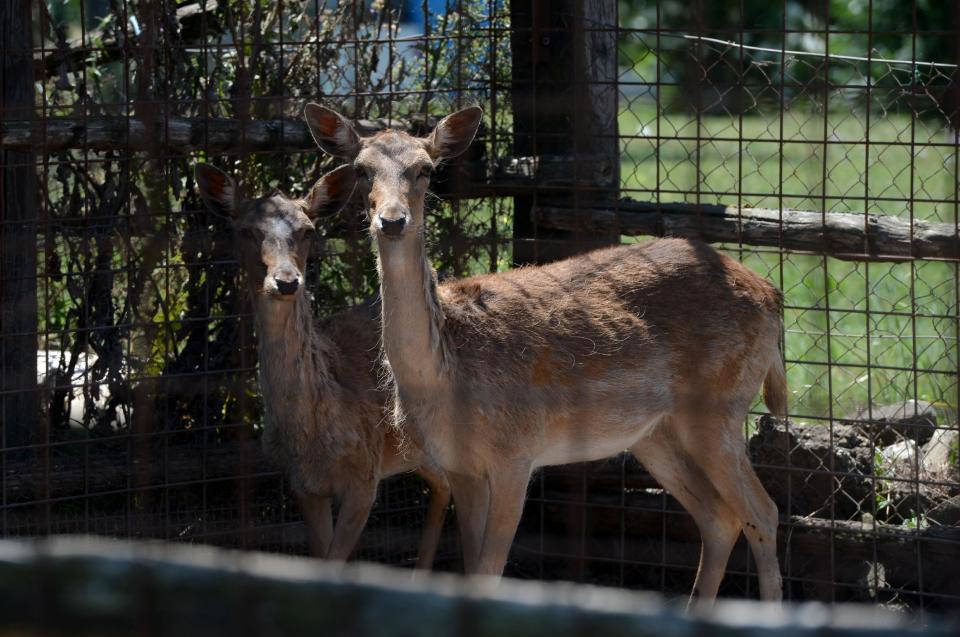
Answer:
xmin=0 ymin=0 xmax=39 ymax=449
xmin=508 ymin=0 xmax=621 ymax=580
xmin=510 ymin=0 xmax=620 ymax=265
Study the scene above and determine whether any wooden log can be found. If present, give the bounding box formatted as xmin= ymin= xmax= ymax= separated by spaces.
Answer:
xmin=0 ymin=115 xmax=439 ymax=154
xmin=1 ymin=115 xmax=489 ymax=211
xmin=0 ymin=111 xmax=595 ymax=191
xmin=0 ymin=536 xmax=954 ymax=637
xmin=536 ymin=199 xmax=960 ymax=261
xmin=0 ymin=438 xmax=272 ymax=504
xmin=517 ymin=488 xmax=960 ymax=604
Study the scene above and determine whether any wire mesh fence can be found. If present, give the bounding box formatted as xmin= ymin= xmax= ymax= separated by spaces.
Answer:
xmin=4 ymin=0 xmax=514 ymax=568
xmin=1 ymin=0 xmax=959 ymax=620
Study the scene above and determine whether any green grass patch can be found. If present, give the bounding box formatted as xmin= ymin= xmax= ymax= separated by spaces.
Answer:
xmin=619 ymin=101 xmax=959 ymax=419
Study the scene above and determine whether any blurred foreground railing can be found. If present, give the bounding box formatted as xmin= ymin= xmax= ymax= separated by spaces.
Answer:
xmin=0 ymin=537 xmax=955 ymax=637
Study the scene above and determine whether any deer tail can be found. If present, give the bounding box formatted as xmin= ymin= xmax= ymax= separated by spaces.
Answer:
xmin=762 ymin=346 xmax=788 ymax=420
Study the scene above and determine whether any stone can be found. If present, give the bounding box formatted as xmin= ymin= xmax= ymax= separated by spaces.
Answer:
xmin=845 ymin=400 xmax=938 ymax=447
xmin=872 ymin=427 xmax=959 ymax=524
xmin=879 ymin=440 xmax=919 ymax=470
xmin=749 ymin=415 xmax=872 ymax=520
xmin=926 ymin=495 xmax=960 ymax=526
xmin=875 ymin=480 xmax=936 ymax=525
xmin=921 ymin=428 xmax=959 ymax=484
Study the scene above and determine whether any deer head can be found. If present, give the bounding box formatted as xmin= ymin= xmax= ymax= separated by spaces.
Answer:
xmin=303 ymin=103 xmax=482 ymax=242
xmin=194 ymin=163 xmax=357 ymax=302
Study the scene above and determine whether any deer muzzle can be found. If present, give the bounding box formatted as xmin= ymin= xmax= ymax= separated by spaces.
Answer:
xmin=376 ymin=204 xmax=409 ymax=238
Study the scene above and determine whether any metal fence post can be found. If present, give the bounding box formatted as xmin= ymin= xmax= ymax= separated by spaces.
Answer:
xmin=1 ymin=0 xmax=39 ymax=450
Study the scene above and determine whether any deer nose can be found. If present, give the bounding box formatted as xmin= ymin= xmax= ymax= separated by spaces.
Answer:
xmin=274 ymin=276 xmax=300 ymax=296
xmin=379 ymin=215 xmax=406 ymax=237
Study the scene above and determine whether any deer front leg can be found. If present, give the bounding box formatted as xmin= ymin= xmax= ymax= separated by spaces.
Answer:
xmin=414 ymin=463 xmax=451 ymax=570
xmin=297 ymin=492 xmax=333 ymax=558
xmin=326 ymin=480 xmax=379 ymax=563
xmin=475 ymin=465 xmax=531 ymax=577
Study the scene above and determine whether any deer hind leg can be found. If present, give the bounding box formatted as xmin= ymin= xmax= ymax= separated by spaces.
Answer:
xmin=630 ymin=434 xmax=741 ymax=606
xmin=414 ymin=463 xmax=451 ymax=571
xmin=475 ymin=464 xmax=532 ymax=576
xmin=448 ymin=471 xmax=490 ymax=574
xmin=298 ymin=492 xmax=334 ymax=558
xmin=686 ymin=423 xmax=783 ymax=602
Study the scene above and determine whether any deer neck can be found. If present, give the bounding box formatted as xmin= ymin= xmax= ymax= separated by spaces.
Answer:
xmin=376 ymin=230 xmax=446 ymax=393
xmin=251 ymin=292 xmax=333 ymax=419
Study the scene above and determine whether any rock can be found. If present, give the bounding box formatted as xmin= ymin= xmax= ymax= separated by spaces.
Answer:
xmin=749 ymin=415 xmax=872 ymax=520
xmin=845 ymin=400 xmax=938 ymax=447
xmin=869 ymin=427 xmax=959 ymax=524
xmin=927 ymin=495 xmax=960 ymax=526
xmin=875 ymin=480 xmax=936 ymax=525
xmin=875 ymin=439 xmax=922 ymax=524
xmin=879 ymin=440 xmax=919 ymax=470
xmin=876 ymin=429 xmax=957 ymax=524
xmin=921 ymin=428 xmax=959 ymax=484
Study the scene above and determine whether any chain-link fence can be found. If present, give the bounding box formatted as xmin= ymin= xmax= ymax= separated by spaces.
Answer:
xmin=1 ymin=0 xmax=958 ymax=620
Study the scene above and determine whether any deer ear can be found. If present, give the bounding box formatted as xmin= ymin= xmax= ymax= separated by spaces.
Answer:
xmin=304 ymin=165 xmax=357 ymax=221
xmin=425 ymin=106 xmax=483 ymax=160
xmin=304 ymin=103 xmax=361 ymax=159
xmin=195 ymin=163 xmax=239 ymax=217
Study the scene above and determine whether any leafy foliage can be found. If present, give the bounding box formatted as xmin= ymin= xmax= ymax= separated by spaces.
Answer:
xmin=36 ymin=0 xmax=509 ymax=439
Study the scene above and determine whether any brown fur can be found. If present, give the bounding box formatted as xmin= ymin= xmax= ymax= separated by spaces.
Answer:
xmin=194 ymin=163 xmax=449 ymax=568
xmin=304 ymin=105 xmax=786 ymax=603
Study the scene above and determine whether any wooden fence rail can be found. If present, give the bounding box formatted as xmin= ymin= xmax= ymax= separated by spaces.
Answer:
xmin=4 ymin=116 xmax=959 ymax=262
xmin=537 ymin=200 xmax=960 ymax=261
xmin=1 ymin=116 xmax=430 ymax=153
xmin=0 ymin=536 xmax=954 ymax=637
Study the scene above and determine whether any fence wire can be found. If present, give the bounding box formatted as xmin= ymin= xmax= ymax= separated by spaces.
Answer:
xmin=1 ymin=0 xmax=958 ymax=619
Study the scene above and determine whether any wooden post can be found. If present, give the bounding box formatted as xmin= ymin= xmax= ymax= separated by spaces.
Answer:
xmin=510 ymin=0 xmax=620 ymax=265
xmin=0 ymin=0 xmax=39 ymax=449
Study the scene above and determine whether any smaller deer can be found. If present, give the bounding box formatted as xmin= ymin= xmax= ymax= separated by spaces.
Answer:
xmin=194 ymin=162 xmax=450 ymax=568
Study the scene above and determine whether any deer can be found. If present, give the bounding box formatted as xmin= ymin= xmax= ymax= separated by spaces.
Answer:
xmin=303 ymin=103 xmax=787 ymax=604
xmin=194 ymin=162 xmax=450 ymax=569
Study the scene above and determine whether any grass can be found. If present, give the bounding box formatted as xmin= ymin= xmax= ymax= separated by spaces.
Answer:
xmin=618 ymin=100 xmax=959 ymax=420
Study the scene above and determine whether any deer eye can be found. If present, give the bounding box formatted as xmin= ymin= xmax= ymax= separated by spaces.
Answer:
xmin=419 ymin=164 xmax=434 ymax=179
xmin=357 ymin=165 xmax=373 ymax=181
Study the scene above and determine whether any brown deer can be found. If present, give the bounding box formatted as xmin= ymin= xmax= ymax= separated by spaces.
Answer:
xmin=194 ymin=162 xmax=450 ymax=569
xmin=304 ymin=104 xmax=787 ymax=603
